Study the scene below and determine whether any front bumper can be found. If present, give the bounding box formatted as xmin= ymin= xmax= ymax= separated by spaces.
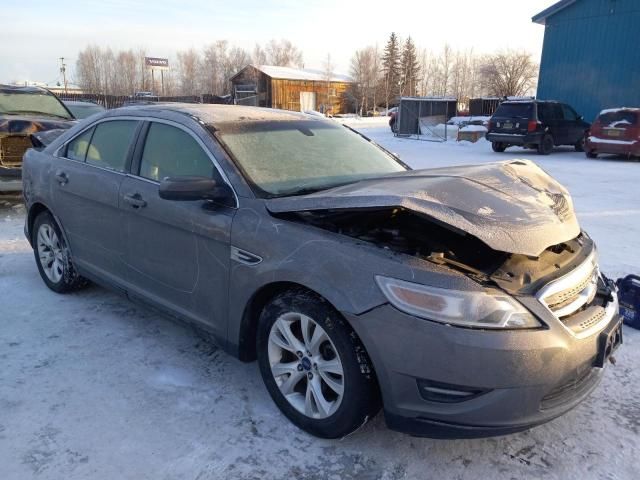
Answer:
xmin=486 ymin=132 xmax=543 ymax=145
xmin=0 ymin=168 xmax=22 ymax=192
xmin=345 ymin=292 xmax=621 ymax=438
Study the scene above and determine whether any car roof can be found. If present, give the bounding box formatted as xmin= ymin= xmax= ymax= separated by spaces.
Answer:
xmin=501 ymin=100 xmax=561 ymax=105
xmin=111 ymin=103 xmax=312 ymax=127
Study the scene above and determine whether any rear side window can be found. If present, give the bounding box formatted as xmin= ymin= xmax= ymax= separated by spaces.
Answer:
xmin=66 ymin=127 xmax=94 ymax=161
xmin=561 ymin=104 xmax=578 ymax=121
xmin=599 ymin=110 xmax=638 ymax=127
xmin=139 ymin=123 xmax=214 ymax=181
xmin=85 ymin=120 xmax=138 ymax=172
xmin=538 ymin=103 xmax=562 ymax=121
xmin=493 ymin=103 xmax=533 ymax=118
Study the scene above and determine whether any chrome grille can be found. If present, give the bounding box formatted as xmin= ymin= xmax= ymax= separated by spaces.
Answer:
xmin=536 ymin=252 xmax=599 ymax=319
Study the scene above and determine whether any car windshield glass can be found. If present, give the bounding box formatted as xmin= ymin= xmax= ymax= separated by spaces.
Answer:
xmin=0 ymin=91 xmax=72 ymax=119
xmin=65 ymin=103 xmax=104 ymax=119
xmin=493 ymin=103 xmax=533 ymax=118
xmin=599 ymin=110 xmax=638 ymax=128
xmin=214 ymin=120 xmax=407 ymax=197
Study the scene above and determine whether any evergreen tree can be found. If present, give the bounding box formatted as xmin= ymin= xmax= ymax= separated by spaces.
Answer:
xmin=381 ymin=32 xmax=401 ymax=108
xmin=401 ymin=36 xmax=420 ymax=96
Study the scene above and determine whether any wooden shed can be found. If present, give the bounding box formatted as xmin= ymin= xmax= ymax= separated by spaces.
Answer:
xmin=230 ymin=65 xmax=353 ymax=115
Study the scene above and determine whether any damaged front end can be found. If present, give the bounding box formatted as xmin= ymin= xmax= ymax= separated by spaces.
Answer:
xmin=268 ymin=160 xmax=618 ymax=336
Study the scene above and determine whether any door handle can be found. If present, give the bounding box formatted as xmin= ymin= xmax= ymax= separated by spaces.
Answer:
xmin=54 ymin=171 xmax=68 ymax=185
xmin=123 ymin=193 xmax=147 ymax=209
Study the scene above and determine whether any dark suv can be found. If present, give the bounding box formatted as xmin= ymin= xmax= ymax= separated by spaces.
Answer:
xmin=486 ymin=100 xmax=590 ymax=155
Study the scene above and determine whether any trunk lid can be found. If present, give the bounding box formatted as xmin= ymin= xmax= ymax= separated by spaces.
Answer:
xmin=489 ymin=102 xmax=534 ymax=135
xmin=266 ymin=160 xmax=580 ymax=257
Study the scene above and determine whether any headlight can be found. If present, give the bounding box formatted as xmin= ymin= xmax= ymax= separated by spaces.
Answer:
xmin=375 ymin=276 xmax=541 ymax=329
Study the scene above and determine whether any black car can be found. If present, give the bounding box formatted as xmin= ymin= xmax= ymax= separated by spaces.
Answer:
xmin=486 ymin=100 xmax=590 ymax=155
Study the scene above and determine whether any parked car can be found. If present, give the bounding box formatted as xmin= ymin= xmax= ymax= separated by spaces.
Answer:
xmin=585 ymin=108 xmax=639 ymax=159
xmin=486 ymin=100 xmax=590 ymax=155
xmin=62 ymin=100 xmax=106 ymax=119
xmin=0 ymin=85 xmax=75 ymax=190
xmin=22 ymin=104 xmax=622 ymax=439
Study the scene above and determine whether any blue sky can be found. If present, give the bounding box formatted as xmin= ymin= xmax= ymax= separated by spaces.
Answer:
xmin=1 ymin=0 xmax=554 ymax=84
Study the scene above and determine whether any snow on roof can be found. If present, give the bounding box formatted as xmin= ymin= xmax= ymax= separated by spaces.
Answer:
xmin=599 ymin=107 xmax=640 ymax=114
xmin=250 ymin=65 xmax=352 ymax=83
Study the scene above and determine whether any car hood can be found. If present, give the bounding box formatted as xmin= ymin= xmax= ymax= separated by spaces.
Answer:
xmin=0 ymin=115 xmax=75 ymax=135
xmin=266 ymin=160 xmax=580 ymax=257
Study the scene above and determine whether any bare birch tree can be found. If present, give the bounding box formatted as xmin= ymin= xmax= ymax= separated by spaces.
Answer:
xmin=480 ymin=50 xmax=538 ymax=97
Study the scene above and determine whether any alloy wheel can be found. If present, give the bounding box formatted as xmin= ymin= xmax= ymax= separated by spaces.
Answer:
xmin=36 ymin=223 xmax=64 ymax=284
xmin=268 ymin=312 xmax=344 ymax=419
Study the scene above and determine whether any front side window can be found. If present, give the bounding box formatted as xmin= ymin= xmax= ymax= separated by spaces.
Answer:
xmin=214 ymin=120 xmax=406 ymax=197
xmin=139 ymin=123 xmax=215 ymax=181
xmin=85 ymin=120 xmax=138 ymax=172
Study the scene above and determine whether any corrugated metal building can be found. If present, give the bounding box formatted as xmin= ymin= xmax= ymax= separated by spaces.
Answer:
xmin=533 ymin=0 xmax=640 ymax=121
xmin=230 ymin=65 xmax=353 ymax=114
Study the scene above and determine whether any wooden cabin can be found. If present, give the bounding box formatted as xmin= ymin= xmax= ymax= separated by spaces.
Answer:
xmin=230 ymin=65 xmax=353 ymax=115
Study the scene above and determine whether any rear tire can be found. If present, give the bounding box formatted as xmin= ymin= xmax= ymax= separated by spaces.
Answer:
xmin=586 ymin=150 xmax=598 ymax=159
xmin=257 ymin=289 xmax=380 ymax=438
xmin=491 ymin=142 xmax=507 ymax=153
xmin=32 ymin=211 xmax=88 ymax=293
xmin=537 ymin=135 xmax=554 ymax=155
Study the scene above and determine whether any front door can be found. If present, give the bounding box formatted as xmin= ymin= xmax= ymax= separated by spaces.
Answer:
xmin=51 ymin=120 xmax=140 ymax=283
xmin=120 ymin=121 xmax=235 ymax=337
xmin=561 ymin=104 xmax=584 ymax=145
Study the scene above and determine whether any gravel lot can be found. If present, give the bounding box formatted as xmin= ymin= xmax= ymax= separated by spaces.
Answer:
xmin=1 ymin=127 xmax=639 ymax=479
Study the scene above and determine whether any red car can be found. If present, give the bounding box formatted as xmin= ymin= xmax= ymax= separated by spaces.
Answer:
xmin=585 ymin=108 xmax=640 ymax=159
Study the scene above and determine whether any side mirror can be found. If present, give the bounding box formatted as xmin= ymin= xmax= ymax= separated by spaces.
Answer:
xmin=159 ymin=176 xmax=232 ymax=202
xmin=578 ymin=115 xmax=584 ymax=121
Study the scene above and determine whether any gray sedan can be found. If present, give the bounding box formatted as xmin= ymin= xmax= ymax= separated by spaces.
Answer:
xmin=21 ymin=104 xmax=622 ymax=438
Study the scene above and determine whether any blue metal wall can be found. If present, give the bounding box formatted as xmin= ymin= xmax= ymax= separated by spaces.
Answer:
xmin=537 ymin=0 xmax=640 ymax=122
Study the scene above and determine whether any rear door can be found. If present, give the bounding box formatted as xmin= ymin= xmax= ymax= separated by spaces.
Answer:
xmin=51 ymin=119 xmax=140 ymax=284
xmin=120 ymin=120 xmax=236 ymax=337
xmin=539 ymin=103 xmax=565 ymax=144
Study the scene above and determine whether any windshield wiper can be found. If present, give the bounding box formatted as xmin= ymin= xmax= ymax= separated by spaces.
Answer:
xmin=4 ymin=110 xmax=71 ymax=120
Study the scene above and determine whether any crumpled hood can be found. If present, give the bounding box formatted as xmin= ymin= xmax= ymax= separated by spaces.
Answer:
xmin=0 ymin=115 xmax=75 ymax=135
xmin=266 ymin=160 xmax=580 ymax=257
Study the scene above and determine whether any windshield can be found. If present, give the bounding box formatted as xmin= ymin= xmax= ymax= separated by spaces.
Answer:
xmin=214 ymin=120 xmax=407 ymax=197
xmin=493 ymin=103 xmax=533 ymax=119
xmin=65 ymin=102 xmax=104 ymax=119
xmin=0 ymin=90 xmax=73 ymax=119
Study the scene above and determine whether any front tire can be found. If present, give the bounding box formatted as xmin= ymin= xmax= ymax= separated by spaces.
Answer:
xmin=257 ymin=289 xmax=380 ymax=438
xmin=33 ymin=211 xmax=88 ymax=293
xmin=575 ymin=136 xmax=585 ymax=152
xmin=586 ymin=150 xmax=598 ymax=159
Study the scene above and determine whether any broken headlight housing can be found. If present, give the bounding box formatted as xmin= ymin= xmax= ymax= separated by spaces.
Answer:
xmin=376 ymin=276 xmax=541 ymax=329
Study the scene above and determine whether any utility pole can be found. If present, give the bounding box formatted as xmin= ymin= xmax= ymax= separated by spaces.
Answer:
xmin=59 ymin=57 xmax=68 ymax=94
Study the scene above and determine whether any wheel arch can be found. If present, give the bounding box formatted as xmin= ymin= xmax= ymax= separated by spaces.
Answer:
xmin=236 ymin=281 xmax=369 ymax=365
xmin=27 ymin=202 xmax=52 ymax=245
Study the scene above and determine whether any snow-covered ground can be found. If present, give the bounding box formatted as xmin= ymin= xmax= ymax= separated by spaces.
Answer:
xmin=1 ymin=121 xmax=639 ymax=479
